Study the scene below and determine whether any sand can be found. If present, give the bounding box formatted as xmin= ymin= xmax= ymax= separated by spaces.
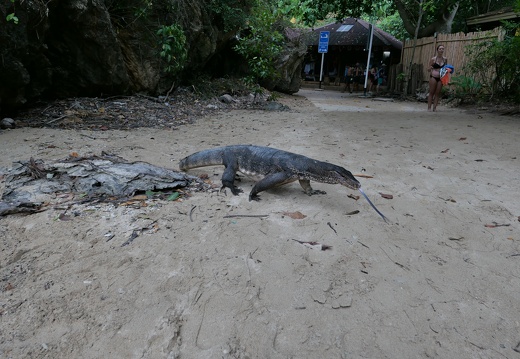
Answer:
xmin=1 ymin=88 xmax=519 ymax=358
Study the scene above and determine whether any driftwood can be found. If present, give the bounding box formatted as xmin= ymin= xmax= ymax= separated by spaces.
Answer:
xmin=0 ymin=153 xmax=198 ymax=216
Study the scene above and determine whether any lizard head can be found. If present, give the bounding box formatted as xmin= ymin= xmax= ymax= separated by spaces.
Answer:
xmin=313 ymin=163 xmax=361 ymax=190
xmin=332 ymin=166 xmax=361 ymax=190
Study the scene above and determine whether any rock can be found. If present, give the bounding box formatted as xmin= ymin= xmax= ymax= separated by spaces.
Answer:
xmin=0 ymin=118 xmax=15 ymax=129
xmin=262 ymin=102 xmax=290 ymax=111
xmin=260 ymin=27 xmax=307 ymax=94
xmin=219 ymin=94 xmax=236 ymax=104
xmin=0 ymin=1 xmax=304 ymax=112
xmin=0 ymin=1 xmax=246 ymax=111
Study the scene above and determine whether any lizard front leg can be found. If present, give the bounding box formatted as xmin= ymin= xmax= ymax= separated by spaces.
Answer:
xmin=299 ymin=179 xmax=327 ymax=196
xmin=221 ymin=165 xmax=242 ymax=195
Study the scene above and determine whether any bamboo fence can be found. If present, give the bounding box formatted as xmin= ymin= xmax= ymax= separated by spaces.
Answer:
xmin=390 ymin=27 xmax=504 ymax=93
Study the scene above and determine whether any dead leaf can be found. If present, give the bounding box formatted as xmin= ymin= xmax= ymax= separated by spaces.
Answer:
xmin=131 ymin=195 xmax=148 ymax=200
xmin=70 ymin=152 xmax=79 ymax=157
xmin=282 ymin=211 xmax=306 ymax=219
xmin=441 ymin=148 xmax=449 ymax=153
xmin=346 ymin=210 xmax=360 ymax=216
xmin=379 ymin=193 xmax=393 ymax=199
xmin=348 ymin=194 xmax=360 ymax=201
xmin=291 ymin=239 xmax=332 ymax=250
xmin=458 ymin=137 xmax=467 ymax=141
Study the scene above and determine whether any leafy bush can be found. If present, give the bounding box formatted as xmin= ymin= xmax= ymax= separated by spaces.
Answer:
xmin=156 ymin=24 xmax=188 ymax=75
xmin=463 ymin=22 xmax=520 ymax=102
xmin=233 ymin=0 xmax=284 ymax=84
xmin=207 ymin=0 xmax=251 ymax=32
xmin=449 ymin=75 xmax=483 ymax=103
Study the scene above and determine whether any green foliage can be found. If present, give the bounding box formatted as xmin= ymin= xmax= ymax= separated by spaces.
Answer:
xmin=207 ymin=0 xmax=251 ymax=32
xmin=277 ymin=0 xmax=517 ymax=39
xmin=105 ymin=0 xmax=155 ymax=28
xmin=277 ymin=0 xmax=371 ymax=26
xmin=396 ymin=72 xmax=406 ymax=81
xmin=6 ymin=13 xmax=18 ymax=24
xmin=133 ymin=0 xmax=153 ymax=19
xmin=233 ymin=0 xmax=284 ymax=83
xmin=449 ymin=75 xmax=483 ymax=102
xmin=462 ymin=22 xmax=520 ymax=102
xmin=376 ymin=13 xmax=407 ymax=40
xmin=6 ymin=0 xmax=18 ymax=24
xmin=156 ymin=24 xmax=188 ymax=75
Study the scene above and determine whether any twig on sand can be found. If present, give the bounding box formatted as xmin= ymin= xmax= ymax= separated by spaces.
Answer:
xmin=189 ymin=206 xmax=196 ymax=222
xmin=379 ymin=246 xmax=410 ymax=271
xmin=46 ymin=115 xmax=68 ymax=124
xmin=121 ymin=230 xmax=139 ymax=247
xmin=223 ymin=214 xmax=269 ymax=218
xmin=327 ymin=222 xmax=337 ymax=234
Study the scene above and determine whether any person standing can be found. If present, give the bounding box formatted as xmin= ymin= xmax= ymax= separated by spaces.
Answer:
xmin=342 ymin=65 xmax=352 ymax=93
xmin=352 ymin=63 xmax=362 ymax=92
xmin=377 ymin=64 xmax=386 ymax=92
xmin=427 ymin=45 xmax=447 ymax=111
xmin=368 ymin=66 xmax=378 ymax=93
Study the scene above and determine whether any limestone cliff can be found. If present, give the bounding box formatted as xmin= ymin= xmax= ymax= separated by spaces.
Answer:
xmin=0 ymin=0 xmax=304 ymax=113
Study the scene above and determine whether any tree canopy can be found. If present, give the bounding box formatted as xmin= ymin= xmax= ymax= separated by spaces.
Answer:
xmin=277 ymin=0 xmax=517 ymax=38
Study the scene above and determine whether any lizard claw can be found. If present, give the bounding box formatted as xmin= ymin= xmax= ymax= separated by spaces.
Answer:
xmin=249 ymin=193 xmax=261 ymax=202
xmin=231 ymin=186 xmax=243 ymax=195
xmin=307 ymin=190 xmax=327 ymax=196
xmin=221 ymin=186 xmax=243 ymax=196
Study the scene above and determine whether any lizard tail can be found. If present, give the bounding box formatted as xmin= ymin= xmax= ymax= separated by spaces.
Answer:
xmin=179 ymin=148 xmax=226 ymax=171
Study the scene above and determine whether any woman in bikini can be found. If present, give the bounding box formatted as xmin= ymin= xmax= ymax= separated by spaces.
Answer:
xmin=427 ymin=45 xmax=447 ymax=111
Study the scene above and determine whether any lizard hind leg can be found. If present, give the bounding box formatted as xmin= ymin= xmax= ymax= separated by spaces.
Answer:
xmin=249 ymin=172 xmax=295 ymax=201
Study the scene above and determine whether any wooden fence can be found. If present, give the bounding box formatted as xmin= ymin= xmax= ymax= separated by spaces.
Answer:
xmin=389 ymin=27 xmax=504 ymax=93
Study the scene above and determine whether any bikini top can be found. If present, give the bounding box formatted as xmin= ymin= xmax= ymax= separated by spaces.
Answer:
xmin=432 ymin=58 xmax=446 ymax=69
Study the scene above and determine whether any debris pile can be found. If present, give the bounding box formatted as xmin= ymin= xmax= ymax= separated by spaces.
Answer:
xmin=0 ymin=153 xmax=206 ymax=216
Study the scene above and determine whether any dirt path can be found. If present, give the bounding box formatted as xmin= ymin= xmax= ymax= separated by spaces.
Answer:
xmin=1 ymin=89 xmax=519 ymax=358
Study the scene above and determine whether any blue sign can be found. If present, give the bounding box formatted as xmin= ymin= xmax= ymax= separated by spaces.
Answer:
xmin=318 ymin=31 xmax=330 ymax=53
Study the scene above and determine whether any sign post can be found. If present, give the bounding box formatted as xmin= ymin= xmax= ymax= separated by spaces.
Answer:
xmin=318 ymin=31 xmax=329 ymax=89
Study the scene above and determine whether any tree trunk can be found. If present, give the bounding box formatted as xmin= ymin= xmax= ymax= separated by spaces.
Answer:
xmin=403 ymin=0 xmax=424 ymax=95
xmin=395 ymin=0 xmax=460 ymax=38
